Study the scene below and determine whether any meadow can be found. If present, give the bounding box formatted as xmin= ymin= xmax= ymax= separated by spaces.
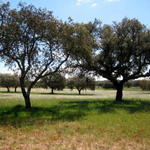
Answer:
xmin=0 ymin=88 xmax=150 ymax=150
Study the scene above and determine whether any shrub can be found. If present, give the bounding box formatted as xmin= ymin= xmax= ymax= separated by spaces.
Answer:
xmin=140 ymin=80 xmax=150 ymax=91
xmin=99 ymin=81 xmax=114 ymax=89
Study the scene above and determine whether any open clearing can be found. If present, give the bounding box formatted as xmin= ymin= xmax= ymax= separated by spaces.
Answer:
xmin=0 ymin=88 xmax=150 ymax=150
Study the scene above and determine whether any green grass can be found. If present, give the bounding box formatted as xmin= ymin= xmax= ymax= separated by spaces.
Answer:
xmin=0 ymin=88 xmax=150 ymax=150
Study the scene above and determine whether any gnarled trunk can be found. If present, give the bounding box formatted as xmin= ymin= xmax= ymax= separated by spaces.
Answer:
xmin=20 ymin=78 xmax=32 ymax=109
xmin=115 ymin=83 xmax=123 ymax=101
xmin=23 ymin=91 xmax=31 ymax=109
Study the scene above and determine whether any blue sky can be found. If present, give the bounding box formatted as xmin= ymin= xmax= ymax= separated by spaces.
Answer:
xmin=7 ymin=0 xmax=150 ymax=26
xmin=0 ymin=0 xmax=150 ymax=73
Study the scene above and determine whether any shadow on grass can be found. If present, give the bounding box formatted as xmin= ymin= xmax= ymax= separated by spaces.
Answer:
xmin=0 ymin=100 xmax=150 ymax=127
xmin=62 ymin=100 xmax=150 ymax=114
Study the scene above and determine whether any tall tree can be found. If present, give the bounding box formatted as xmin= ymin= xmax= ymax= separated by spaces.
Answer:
xmin=82 ymin=18 xmax=150 ymax=101
xmin=0 ymin=3 xmax=68 ymax=108
xmin=0 ymin=3 xmax=90 ymax=108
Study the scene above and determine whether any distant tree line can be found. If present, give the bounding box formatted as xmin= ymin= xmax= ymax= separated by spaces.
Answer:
xmin=35 ymin=73 xmax=96 ymax=95
xmin=1 ymin=2 xmax=150 ymax=108
xmin=1 ymin=72 xmax=150 ymax=94
xmin=0 ymin=72 xmax=96 ymax=95
xmin=0 ymin=74 xmax=19 ymax=92
xmin=97 ymin=80 xmax=150 ymax=91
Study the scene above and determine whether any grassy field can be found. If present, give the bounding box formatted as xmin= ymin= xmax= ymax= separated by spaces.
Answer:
xmin=0 ymin=88 xmax=150 ymax=150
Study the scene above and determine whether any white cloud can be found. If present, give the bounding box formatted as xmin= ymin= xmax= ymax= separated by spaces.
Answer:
xmin=76 ymin=0 xmax=92 ymax=6
xmin=75 ymin=0 xmax=121 ymax=7
xmin=76 ymin=0 xmax=98 ymax=7
xmin=105 ymin=0 xmax=121 ymax=2
xmin=91 ymin=2 xmax=98 ymax=7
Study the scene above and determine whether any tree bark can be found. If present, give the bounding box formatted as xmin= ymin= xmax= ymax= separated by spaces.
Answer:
xmin=78 ymin=89 xmax=81 ymax=95
xmin=14 ymin=87 xmax=17 ymax=93
xmin=51 ymin=88 xmax=54 ymax=94
xmin=115 ymin=83 xmax=123 ymax=101
xmin=23 ymin=92 xmax=31 ymax=109
xmin=7 ymin=87 xmax=10 ymax=92
xmin=20 ymin=78 xmax=32 ymax=109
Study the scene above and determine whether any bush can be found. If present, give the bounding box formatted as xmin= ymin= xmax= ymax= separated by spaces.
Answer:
xmin=67 ymin=75 xmax=95 ymax=95
xmin=124 ymin=80 xmax=141 ymax=88
xmin=131 ymin=80 xmax=141 ymax=87
xmin=140 ymin=80 xmax=150 ymax=91
xmin=99 ymin=81 xmax=114 ymax=89
xmin=0 ymin=73 xmax=19 ymax=92
xmin=124 ymin=81 xmax=132 ymax=88
xmin=41 ymin=73 xmax=66 ymax=94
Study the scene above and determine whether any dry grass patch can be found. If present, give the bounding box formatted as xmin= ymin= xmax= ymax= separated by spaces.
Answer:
xmin=0 ymin=126 xmax=149 ymax=150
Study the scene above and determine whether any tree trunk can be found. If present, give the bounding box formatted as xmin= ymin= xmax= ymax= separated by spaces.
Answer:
xmin=7 ymin=87 xmax=10 ymax=92
xmin=14 ymin=87 xmax=17 ymax=93
xmin=115 ymin=83 xmax=123 ymax=101
xmin=51 ymin=88 xmax=54 ymax=94
xmin=23 ymin=92 xmax=31 ymax=109
xmin=78 ymin=89 xmax=81 ymax=95
xmin=20 ymin=78 xmax=32 ymax=109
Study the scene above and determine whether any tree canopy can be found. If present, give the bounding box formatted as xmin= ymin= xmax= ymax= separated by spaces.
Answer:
xmin=0 ymin=73 xmax=19 ymax=92
xmin=81 ymin=18 xmax=150 ymax=101
xmin=41 ymin=73 xmax=66 ymax=94
xmin=0 ymin=3 xmax=92 ymax=108
xmin=67 ymin=74 xmax=95 ymax=95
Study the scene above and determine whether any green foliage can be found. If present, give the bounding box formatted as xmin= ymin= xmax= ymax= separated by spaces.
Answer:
xmin=80 ymin=18 xmax=150 ymax=101
xmin=98 ymin=81 xmax=114 ymax=89
xmin=139 ymin=80 xmax=150 ymax=91
xmin=67 ymin=79 xmax=74 ymax=91
xmin=0 ymin=73 xmax=19 ymax=92
xmin=0 ymin=2 xmax=93 ymax=108
xmin=1 ymin=2 xmax=150 ymax=106
xmin=124 ymin=80 xmax=141 ymax=88
xmin=98 ymin=18 xmax=150 ymax=80
xmin=99 ymin=80 xmax=144 ymax=89
xmin=67 ymin=75 xmax=95 ymax=94
xmin=41 ymin=73 xmax=66 ymax=94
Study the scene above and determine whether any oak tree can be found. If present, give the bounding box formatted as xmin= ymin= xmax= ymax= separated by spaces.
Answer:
xmin=41 ymin=73 xmax=66 ymax=94
xmin=0 ymin=3 xmax=90 ymax=108
xmin=83 ymin=18 xmax=150 ymax=101
xmin=0 ymin=73 xmax=19 ymax=92
xmin=0 ymin=3 xmax=69 ymax=108
xmin=68 ymin=75 xmax=95 ymax=95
